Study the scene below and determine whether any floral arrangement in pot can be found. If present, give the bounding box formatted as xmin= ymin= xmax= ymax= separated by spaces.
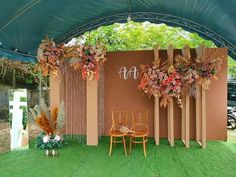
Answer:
xmin=35 ymin=133 xmax=65 ymax=157
xmin=29 ymin=99 xmax=67 ymax=157
xmin=36 ymin=37 xmax=64 ymax=78
xmin=69 ymin=44 xmax=107 ymax=80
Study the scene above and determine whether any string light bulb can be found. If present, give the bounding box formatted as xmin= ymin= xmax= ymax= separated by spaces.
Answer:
xmin=127 ymin=15 xmax=131 ymax=22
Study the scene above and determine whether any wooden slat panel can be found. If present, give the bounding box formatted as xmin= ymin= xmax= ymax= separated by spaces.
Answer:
xmin=195 ymin=45 xmax=207 ymax=148
xmin=154 ymin=46 xmax=160 ymax=145
xmin=185 ymin=95 xmax=190 ymax=148
xmin=182 ymin=45 xmax=191 ymax=148
xmin=167 ymin=45 xmax=174 ymax=146
xmin=195 ymin=47 xmax=202 ymax=143
xmin=181 ymin=94 xmax=186 ymax=142
xmin=201 ymin=46 xmax=207 ymax=149
xmin=63 ymin=63 xmax=87 ymax=139
xmin=195 ymin=83 xmax=201 ymax=142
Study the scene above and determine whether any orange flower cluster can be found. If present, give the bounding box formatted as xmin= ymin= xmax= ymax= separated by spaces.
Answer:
xmin=35 ymin=112 xmax=53 ymax=135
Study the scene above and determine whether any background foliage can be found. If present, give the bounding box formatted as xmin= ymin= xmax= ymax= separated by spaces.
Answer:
xmin=75 ymin=21 xmax=236 ymax=79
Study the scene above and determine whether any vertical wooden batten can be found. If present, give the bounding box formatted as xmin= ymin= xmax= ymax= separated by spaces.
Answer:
xmin=167 ymin=45 xmax=174 ymax=146
xmin=195 ymin=83 xmax=201 ymax=142
xmin=86 ymin=79 xmax=98 ymax=145
xmin=181 ymin=45 xmax=190 ymax=148
xmin=181 ymin=94 xmax=186 ymax=142
xmin=154 ymin=46 xmax=160 ymax=145
xmin=201 ymin=46 xmax=207 ymax=149
xmin=195 ymin=45 xmax=207 ymax=148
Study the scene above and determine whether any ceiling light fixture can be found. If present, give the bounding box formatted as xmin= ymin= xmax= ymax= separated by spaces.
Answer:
xmin=127 ymin=0 xmax=132 ymax=22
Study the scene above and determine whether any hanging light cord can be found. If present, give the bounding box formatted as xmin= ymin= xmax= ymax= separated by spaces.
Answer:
xmin=127 ymin=0 xmax=132 ymax=22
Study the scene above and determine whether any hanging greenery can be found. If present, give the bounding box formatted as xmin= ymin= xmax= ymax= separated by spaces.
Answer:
xmin=0 ymin=57 xmax=36 ymax=81
xmin=0 ymin=57 xmax=49 ymax=89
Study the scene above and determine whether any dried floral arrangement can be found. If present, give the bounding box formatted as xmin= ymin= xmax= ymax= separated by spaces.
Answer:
xmin=161 ymin=67 xmax=182 ymax=107
xmin=0 ymin=57 xmax=33 ymax=77
xmin=138 ymin=59 xmax=183 ymax=108
xmin=138 ymin=56 xmax=223 ymax=108
xmin=196 ymin=57 xmax=223 ymax=89
xmin=174 ymin=55 xmax=199 ymax=97
xmin=28 ymin=99 xmax=67 ymax=150
xmin=0 ymin=57 xmax=49 ymax=90
xmin=36 ymin=38 xmax=106 ymax=80
xmin=36 ymin=37 xmax=64 ymax=78
xmin=70 ymin=44 xmax=106 ymax=80
xmin=138 ymin=59 xmax=167 ymax=97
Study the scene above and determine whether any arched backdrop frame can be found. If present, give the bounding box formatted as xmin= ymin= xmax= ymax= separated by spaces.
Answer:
xmin=0 ymin=8 xmax=236 ymax=62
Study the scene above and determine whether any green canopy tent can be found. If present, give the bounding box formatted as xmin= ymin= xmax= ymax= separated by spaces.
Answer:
xmin=0 ymin=0 xmax=236 ymax=62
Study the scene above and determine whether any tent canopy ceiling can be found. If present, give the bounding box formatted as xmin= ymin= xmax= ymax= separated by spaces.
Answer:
xmin=0 ymin=0 xmax=236 ymax=62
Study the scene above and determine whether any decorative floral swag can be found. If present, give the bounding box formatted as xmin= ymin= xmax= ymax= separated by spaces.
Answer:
xmin=36 ymin=37 xmax=223 ymax=108
xmin=138 ymin=56 xmax=223 ymax=108
xmin=36 ymin=37 xmax=106 ymax=80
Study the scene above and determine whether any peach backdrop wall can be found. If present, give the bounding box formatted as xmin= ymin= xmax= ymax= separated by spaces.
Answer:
xmin=51 ymin=48 xmax=227 ymax=140
xmin=104 ymin=48 xmax=227 ymax=140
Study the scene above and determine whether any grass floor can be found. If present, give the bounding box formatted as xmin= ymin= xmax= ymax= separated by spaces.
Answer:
xmin=1 ymin=138 xmax=236 ymax=177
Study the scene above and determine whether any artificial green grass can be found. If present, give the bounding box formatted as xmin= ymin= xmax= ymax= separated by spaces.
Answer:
xmin=1 ymin=138 xmax=236 ymax=177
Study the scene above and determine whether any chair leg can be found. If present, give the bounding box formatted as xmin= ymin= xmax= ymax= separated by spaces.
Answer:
xmin=114 ymin=137 xmax=116 ymax=147
xmin=143 ymin=137 xmax=147 ymax=157
xmin=145 ymin=137 xmax=147 ymax=149
xmin=109 ymin=136 xmax=113 ymax=156
xmin=129 ymin=137 xmax=133 ymax=154
xmin=122 ymin=136 xmax=127 ymax=156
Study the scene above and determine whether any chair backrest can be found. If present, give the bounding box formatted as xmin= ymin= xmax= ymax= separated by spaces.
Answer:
xmin=131 ymin=110 xmax=149 ymax=133
xmin=111 ymin=110 xmax=128 ymax=131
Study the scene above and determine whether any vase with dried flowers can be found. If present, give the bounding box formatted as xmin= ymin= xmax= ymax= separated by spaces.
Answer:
xmin=29 ymin=99 xmax=67 ymax=156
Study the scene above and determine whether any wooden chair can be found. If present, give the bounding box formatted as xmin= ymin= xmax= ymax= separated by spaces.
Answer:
xmin=129 ymin=110 xmax=149 ymax=157
xmin=109 ymin=110 xmax=128 ymax=156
